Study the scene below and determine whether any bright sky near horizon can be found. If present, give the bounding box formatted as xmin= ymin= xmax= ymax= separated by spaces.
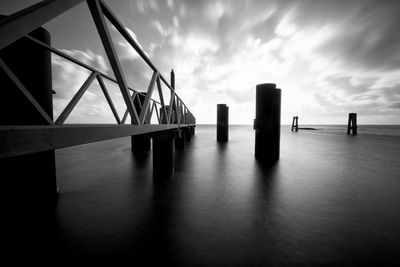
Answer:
xmin=2 ymin=0 xmax=400 ymax=124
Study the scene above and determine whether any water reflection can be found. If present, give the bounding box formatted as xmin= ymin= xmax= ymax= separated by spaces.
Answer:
xmin=11 ymin=125 xmax=400 ymax=265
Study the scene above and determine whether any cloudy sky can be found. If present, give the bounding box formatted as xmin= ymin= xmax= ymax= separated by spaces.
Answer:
xmin=2 ymin=0 xmax=400 ymax=124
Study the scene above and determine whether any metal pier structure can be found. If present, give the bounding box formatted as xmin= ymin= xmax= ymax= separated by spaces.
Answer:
xmin=0 ymin=0 xmax=196 ymax=204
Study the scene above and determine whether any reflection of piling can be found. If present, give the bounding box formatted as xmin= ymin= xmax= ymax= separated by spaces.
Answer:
xmin=217 ymin=104 xmax=229 ymax=141
xmin=132 ymin=93 xmax=151 ymax=154
xmin=153 ymin=132 xmax=175 ymax=177
xmin=0 ymin=26 xmax=58 ymax=205
xmin=291 ymin=116 xmax=298 ymax=132
xmin=347 ymin=113 xmax=357 ymax=135
xmin=254 ymin=83 xmax=281 ymax=162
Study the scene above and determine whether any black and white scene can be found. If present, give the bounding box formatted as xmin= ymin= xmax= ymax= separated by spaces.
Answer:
xmin=1 ymin=0 xmax=400 ymax=265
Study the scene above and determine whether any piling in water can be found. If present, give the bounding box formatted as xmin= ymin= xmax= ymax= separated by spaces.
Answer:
xmin=217 ymin=104 xmax=229 ymax=141
xmin=254 ymin=83 xmax=281 ymax=162
xmin=0 ymin=25 xmax=58 ymax=206
xmin=184 ymin=127 xmax=192 ymax=142
xmin=175 ymin=130 xmax=185 ymax=150
xmin=292 ymin=116 xmax=298 ymax=132
xmin=153 ymin=131 xmax=175 ymax=177
xmin=347 ymin=113 xmax=357 ymax=135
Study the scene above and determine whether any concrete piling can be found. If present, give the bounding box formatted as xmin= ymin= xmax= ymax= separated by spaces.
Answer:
xmin=152 ymin=131 xmax=175 ymax=177
xmin=347 ymin=113 xmax=357 ymax=135
xmin=254 ymin=83 xmax=281 ymax=162
xmin=0 ymin=26 xmax=58 ymax=206
xmin=217 ymin=104 xmax=229 ymax=141
xmin=184 ymin=127 xmax=192 ymax=142
xmin=291 ymin=116 xmax=298 ymax=132
xmin=175 ymin=130 xmax=185 ymax=150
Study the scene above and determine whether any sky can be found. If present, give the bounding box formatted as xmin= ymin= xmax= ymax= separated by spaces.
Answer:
xmin=2 ymin=0 xmax=400 ymax=124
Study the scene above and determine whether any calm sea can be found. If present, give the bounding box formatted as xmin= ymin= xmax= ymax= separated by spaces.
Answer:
xmin=18 ymin=125 xmax=400 ymax=265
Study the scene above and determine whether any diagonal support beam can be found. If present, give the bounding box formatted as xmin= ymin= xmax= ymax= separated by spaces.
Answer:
xmin=155 ymin=103 xmax=161 ymax=124
xmin=0 ymin=0 xmax=84 ymax=50
xmin=99 ymin=0 xmax=156 ymax=75
xmin=121 ymin=91 xmax=137 ymax=124
xmin=56 ymin=71 xmax=97 ymax=124
xmin=168 ymin=90 xmax=176 ymax=124
xmin=87 ymin=0 xmax=140 ymax=125
xmin=176 ymin=99 xmax=181 ymax=126
xmin=145 ymin=101 xmax=155 ymax=124
xmin=96 ymin=75 xmax=121 ymax=124
xmin=139 ymin=71 xmax=158 ymax=124
xmin=156 ymin=76 xmax=169 ymax=124
xmin=0 ymin=58 xmax=53 ymax=125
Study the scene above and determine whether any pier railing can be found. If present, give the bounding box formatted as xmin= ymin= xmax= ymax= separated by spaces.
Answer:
xmin=0 ymin=0 xmax=195 ymax=158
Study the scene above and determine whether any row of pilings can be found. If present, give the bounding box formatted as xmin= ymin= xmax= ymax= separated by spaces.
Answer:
xmin=217 ymin=83 xmax=361 ymax=165
xmin=0 ymin=24 xmax=195 ymax=210
xmin=131 ymin=126 xmax=195 ymax=178
xmin=291 ymin=113 xmax=358 ymax=135
xmin=217 ymin=83 xmax=281 ymax=162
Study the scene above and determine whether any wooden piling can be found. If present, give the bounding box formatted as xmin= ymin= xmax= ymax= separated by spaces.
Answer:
xmin=217 ymin=104 xmax=229 ymax=141
xmin=347 ymin=113 xmax=357 ymax=135
xmin=291 ymin=116 xmax=298 ymax=132
xmin=153 ymin=131 xmax=175 ymax=177
xmin=175 ymin=130 xmax=185 ymax=150
xmin=254 ymin=83 xmax=281 ymax=162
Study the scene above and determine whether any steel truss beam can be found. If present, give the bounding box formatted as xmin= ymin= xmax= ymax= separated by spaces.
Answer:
xmin=0 ymin=124 xmax=195 ymax=159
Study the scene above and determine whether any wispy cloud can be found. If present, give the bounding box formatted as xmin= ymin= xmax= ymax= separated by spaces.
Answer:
xmin=35 ymin=0 xmax=400 ymax=124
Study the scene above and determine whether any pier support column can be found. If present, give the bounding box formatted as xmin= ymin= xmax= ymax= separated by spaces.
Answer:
xmin=131 ymin=134 xmax=151 ymax=155
xmin=254 ymin=83 xmax=281 ymax=162
xmin=152 ymin=131 xmax=175 ymax=177
xmin=291 ymin=116 xmax=298 ymax=132
xmin=217 ymin=104 xmax=229 ymax=142
xmin=347 ymin=113 xmax=357 ymax=135
xmin=175 ymin=130 xmax=185 ymax=150
xmin=131 ymin=93 xmax=151 ymax=154
xmin=0 ymin=26 xmax=58 ymax=206
xmin=183 ymin=127 xmax=192 ymax=142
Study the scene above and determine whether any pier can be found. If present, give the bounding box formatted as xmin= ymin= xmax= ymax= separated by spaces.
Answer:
xmin=0 ymin=0 xmax=196 ymax=204
xmin=2 ymin=1 xmax=400 ymax=266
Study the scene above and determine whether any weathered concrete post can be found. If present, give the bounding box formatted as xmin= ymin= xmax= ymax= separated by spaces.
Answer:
xmin=291 ymin=116 xmax=298 ymax=132
xmin=131 ymin=93 xmax=151 ymax=154
xmin=254 ymin=83 xmax=281 ymax=162
xmin=217 ymin=104 xmax=229 ymax=141
xmin=0 ymin=26 xmax=58 ymax=205
xmin=347 ymin=113 xmax=357 ymax=135
xmin=153 ymin=131 xmax=175 ymax=177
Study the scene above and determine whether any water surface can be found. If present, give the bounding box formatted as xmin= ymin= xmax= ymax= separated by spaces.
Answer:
xmin=25 ymin=125 xmax=400 ymax=265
